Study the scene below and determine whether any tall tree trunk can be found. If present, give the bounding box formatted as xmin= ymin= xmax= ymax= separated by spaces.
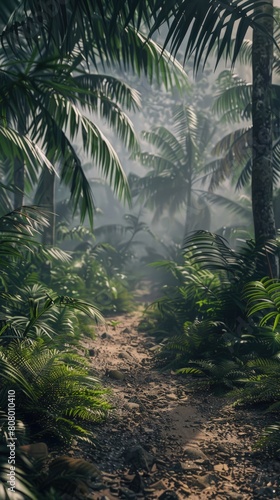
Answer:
xmin=252 ymin=0 xmax=277 ymax=276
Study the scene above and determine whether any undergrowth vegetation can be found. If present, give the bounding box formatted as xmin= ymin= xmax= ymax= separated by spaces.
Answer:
xmin=0 ymin=208 xmax=112 ymax=498
xmin=1 ymin=3 xmax=280 ymax=495
xmin=140 ymin=230 xmax=280 ymax=454
xmin=53 ymin=213 xmax=155 ymax=314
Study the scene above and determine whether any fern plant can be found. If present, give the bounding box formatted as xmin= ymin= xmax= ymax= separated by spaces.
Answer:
xmin=0 ymin=339 xmax=110 ymax=445
xmin=145 ymin=232 xmax=280 ymax=449
xmin=231 ymin=280 xmax=280 ymax=454
xmin=243 ymin=277 xmax=280 ymax=331
xmin=0 ymin=207 xmax=111 ymax=493
xmin=229 ymin=357 xmax=280 ymax=454
xmin=65 ymin=251 xmax=133 ymax=314
xmin=0 ymin=284 xmax=103 ymax=348
xmin=142 ymin=231 xmax=280 ymax=390
xmin=178 ymin=359 xmax=248 ymax=392
xmin=257 ymin=422 xmax=280 ymax=456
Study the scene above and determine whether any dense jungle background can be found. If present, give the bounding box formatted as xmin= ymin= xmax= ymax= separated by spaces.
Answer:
xmin=1 ymin=1 xmax=280 ymax=499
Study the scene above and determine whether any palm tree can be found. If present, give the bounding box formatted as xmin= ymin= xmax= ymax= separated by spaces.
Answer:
xmin=0 ymin=47 xmax=138 ymax=200
xmin=0 ymin=47 xmax=140 ymax=244
xmin=0 ymin=1 xmax=187 ymax=219
xmin=125 ymin=0 xmax=276 ymax=263
xmin=202 ymin=4 xmax=279 ymax=273
xmin=1 ymin=2 xmax=186 ymax=87
xmin=116 ymin=1 xmax=278 ymax=255
xmin=0 ymin=32 xmax=188 ymax=241
xmin=1 ymin=1 xmax=277 ymax=250
xmin=130 ymin=105 xmax=251 ymax=241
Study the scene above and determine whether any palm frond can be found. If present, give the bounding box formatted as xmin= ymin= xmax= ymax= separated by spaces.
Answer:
xmin=257 ymin=423 xmax=280 ymax=453
xmin=173 ymin=105 xmax=198 ymax=144
xmin=215 ymin=38 xmax=252 ymax=65
xmin=183 ymin=230 xmax=239 ymax=273
xmin=235 ymin=158 xmax=252 ymax=190
xmin=141 ymin=128 xmax=185 ymax=162
xmin=35 ymin=246 xmax=72 ymax=264
xmin=0 ymin=445 xmax=37 ymax=500
xmin=208 ymin=126 xmax=280 ymax=191
xmin=144 ymin=0 xmax=272 ymax=70
xmin=194 ymin=190 xmax=251 ymax=219
xmin=132 ymin=152 xmax=178 ymax=174
xmin=205 ymin=128 xmax=251 ymax=190
xmin=73 ymin=73 xmax=142 ymax=112
xmin=0 ymin=207 xmax=49 ymax=275
xmin=0 ymin=124 xmax=54 ymax=174
xmin=214 ymin=71 xmax=252 ymax=123
xmin=2 ymin=4 xmax=188 ymax=88
xmin=59 ymin=102 xmax=131 ymax=204
xmin=45 ymin=456 xmax=101 ymax=494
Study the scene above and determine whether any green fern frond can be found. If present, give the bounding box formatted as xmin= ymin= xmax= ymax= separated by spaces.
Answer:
xmin=243 ymin=278 xmax=280 ymax=329
xmin=257 ymin=423 xmax=280 ymax=454
xmin=0 ymin=340 xmax=110 ymax=444
xmin=177 ymin=366 xmax=204 ymax=375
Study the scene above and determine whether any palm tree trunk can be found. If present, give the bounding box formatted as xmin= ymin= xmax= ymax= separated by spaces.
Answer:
xmin=252 ymin=0 xmax=277 ymax=276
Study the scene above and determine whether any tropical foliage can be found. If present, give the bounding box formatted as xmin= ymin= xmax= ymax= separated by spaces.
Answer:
xmin=130 ymin=104 xmax=252 ymax=241
xmin=0 ymin=45 xmax=141 ymax=215
xmin=0 ymin=0 xmax=279 ymax=491
xmin=0 ymin=209 xmax=109 ymax=437
xmin=206 ymin=67 xmax=280 ymax=194
xmin=0 ymin=206 xmax=112 ymax=496
xmin=2 ymin=1 xmax=267 ymax=67
xmin=0 ymin=340 xmax=109 ymax=444
xmin=0 ymin=8 xmax=189 ymax=483
xmin=51 ymin=212 xmax=156 ymax=313
xmin=0 ymin=439 xmax=103 ymax=499
xmin=140 ymin=230 xmax=280 ymax=451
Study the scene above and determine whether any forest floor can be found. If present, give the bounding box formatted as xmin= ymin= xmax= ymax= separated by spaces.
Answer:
xmin=64 ymin=295 xmax=280 ymax=500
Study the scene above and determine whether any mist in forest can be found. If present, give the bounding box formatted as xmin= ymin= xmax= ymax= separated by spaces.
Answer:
xmin=60 ymin=48 xmax=254 ymax=259
xmin=50 ymin=7 xmax=280 ymax=262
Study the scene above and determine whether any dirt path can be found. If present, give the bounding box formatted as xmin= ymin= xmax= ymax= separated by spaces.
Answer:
xmin=76 ymin=310 xmax=280 ymax=500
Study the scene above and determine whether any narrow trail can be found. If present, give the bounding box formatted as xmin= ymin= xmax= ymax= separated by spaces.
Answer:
xmin=75 ymin=309 xmax=280 ymax=500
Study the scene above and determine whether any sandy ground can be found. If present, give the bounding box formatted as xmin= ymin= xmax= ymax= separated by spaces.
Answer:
xmin=66 ymin=308 xmax=280 ymax=500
